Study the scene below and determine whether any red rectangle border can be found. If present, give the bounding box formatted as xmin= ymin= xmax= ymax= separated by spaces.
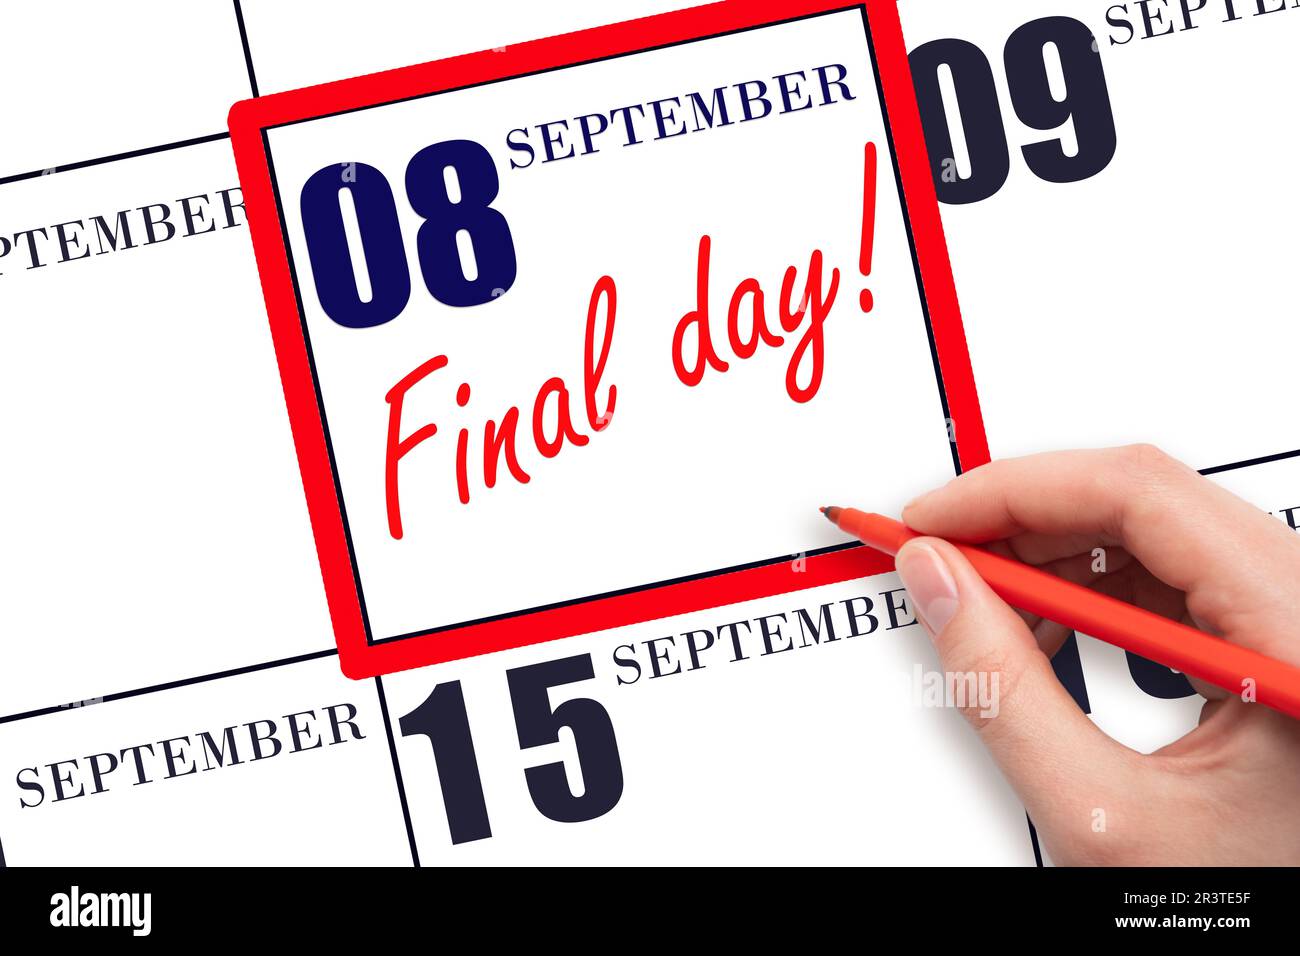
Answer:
xmin=228 ymin=0 xmax=990 ymax=679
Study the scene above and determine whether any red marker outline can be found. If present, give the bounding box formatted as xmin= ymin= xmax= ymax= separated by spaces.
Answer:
xmin=228 ymin=0 xmax=990 ymax=679
xmin=859 ymin=141 xmax=877 ymax=313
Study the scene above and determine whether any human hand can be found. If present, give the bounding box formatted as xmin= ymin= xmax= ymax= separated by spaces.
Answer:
xmin=894 ymin=445 xmax=1300 ymax=865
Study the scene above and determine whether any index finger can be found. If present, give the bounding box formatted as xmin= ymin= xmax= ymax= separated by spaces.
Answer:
xmin=901 ymin=445 xmax=1300 ymax=661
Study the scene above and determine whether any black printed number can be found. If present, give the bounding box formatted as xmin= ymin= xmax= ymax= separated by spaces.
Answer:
xmin=399 ymin=681 xmax=492 ymax=845
xmin=910 ymin=38 xmax=1010 ymax=204
xmin=1004 ymin=17 xmax=1117 ymax=184
xmin=507 ymin=654 xmax=624 ymax=824
xmin=399 ymin=653 xmax=623 ymax=845
xmin=911 ymin=17 xmax=1117 ymax=204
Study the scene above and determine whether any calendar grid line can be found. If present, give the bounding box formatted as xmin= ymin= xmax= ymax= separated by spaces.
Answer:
xmin=1198 ymin=447 xmax=1300 ymax=477
xmin=0 ymin=3 xmax=261 ymax=187
xmin=0 ymin=648 xmax=338 ymax=727
xmin=0 ymin=131 xmax=231 ymax=188
xmin=375 ymin=677 xmax=421 ymax=867
xmin=232 ymin=0 xmax=262 ymax=98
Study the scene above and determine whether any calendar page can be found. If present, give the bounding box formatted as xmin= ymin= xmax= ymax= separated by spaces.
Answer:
xmin=899 ymin=0 xmax=1300 ymax=468
xmin=0 ymin=0 xmax=1037 ymax=868
xmin=230 ymin=0 xmax=987 ymax=677
xmin=2 ymin=0 xmax=1296 ymax=883
xmin=896 ymin=0 xmax=1300 ymax=865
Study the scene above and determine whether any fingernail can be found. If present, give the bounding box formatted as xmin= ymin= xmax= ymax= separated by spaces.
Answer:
xmin=896 ymin=542 xmax=960 ymax=636
xmin=902 ymin=486 xmax=939 ymax=515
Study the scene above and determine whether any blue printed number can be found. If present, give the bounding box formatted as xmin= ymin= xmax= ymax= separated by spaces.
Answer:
xmin=407 ymin=140 xmax=517 ymax=308
xmin=299 ymin=139 xmax=517 ymax=328
xmin=300 ymin=162 xmax=411 ymax=328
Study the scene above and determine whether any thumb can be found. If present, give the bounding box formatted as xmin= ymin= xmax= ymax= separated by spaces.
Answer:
xmin=895 ymin=537 xmax=1134 ymax=831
